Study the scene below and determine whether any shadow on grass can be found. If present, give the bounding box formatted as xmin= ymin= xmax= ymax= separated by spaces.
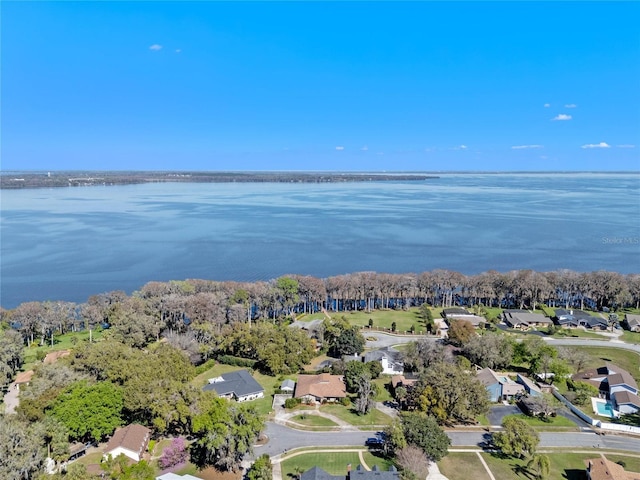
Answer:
xmin=562 ymin=469 xmax=585 ymax=480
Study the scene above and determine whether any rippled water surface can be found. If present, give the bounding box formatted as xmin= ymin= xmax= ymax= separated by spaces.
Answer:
xmin=1 ymin=173 xmax=639 ymax=307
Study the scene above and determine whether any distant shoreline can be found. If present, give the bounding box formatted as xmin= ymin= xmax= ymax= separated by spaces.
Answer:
xmin=0 ymin=171 xmax=440 ymax=189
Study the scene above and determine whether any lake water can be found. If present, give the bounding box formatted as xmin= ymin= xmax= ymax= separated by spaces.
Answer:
xmin=1 ymin=173 xmax=639 ymax=308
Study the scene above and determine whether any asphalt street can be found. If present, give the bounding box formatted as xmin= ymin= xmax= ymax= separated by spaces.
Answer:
xmin=254 ymin=422 xmax=640 ymax=459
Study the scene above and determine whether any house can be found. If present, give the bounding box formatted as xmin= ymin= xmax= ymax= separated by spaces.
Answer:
xmin=476 ymin=368 xmax=524 ymax=402
xmin=280 ymin=379 xmax=296 ymax=393
xmin=624 ymin=314 xmax=640 ymax=332
xmin=516 ymin=373 xmax=542 ymax=396
xmin=43 ymin=350 xmax=70 ymax=364
xmin=585 ymin=457 xmax=640 ymax=480
xmin=14 ymin=370 xmax=34 ymax=389
xmin=362 ymin=347 xmax=404 ymax=375
xmin=294 ymin=373 xmax=346 ymax=402
xmin=554 ymin=309 xmax=601 ymax=328
xmin=301 ymin=465 xmax=400 ymax=480
xmin=502 ymin=310 xmax=552 ymax=329
xmin=203 ymin=369 xmax=264 ymax=402
xmin=103 ymin=424 xmax=151 ymax=462
xmin=156 ymin=474 xmax=202 ymax=480
xmin=573 ymin=364 xmax=640 ymax=415
xmin=390 ymin=374 xmax=418 ymax=390
xmin=443 ymin=308 xmax=485 ymax=328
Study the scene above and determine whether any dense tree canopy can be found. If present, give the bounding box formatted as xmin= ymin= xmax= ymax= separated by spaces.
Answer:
xmin=399 ymin=412 xmax=450 ymax=462
xmin=493 ymin=416 xmax=540 ymax=459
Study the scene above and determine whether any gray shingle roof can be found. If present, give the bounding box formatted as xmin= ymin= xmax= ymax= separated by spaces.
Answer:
xmin=203 ymin=369 xmax=264 ymax=398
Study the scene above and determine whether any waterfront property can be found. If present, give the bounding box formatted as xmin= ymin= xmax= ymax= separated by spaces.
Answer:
xmin=203 ymin=369 xmax=265 ymax=402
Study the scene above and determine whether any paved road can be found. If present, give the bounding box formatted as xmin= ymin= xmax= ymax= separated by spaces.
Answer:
xmin=254 ymin=422 xmax=640 ymax=459
xmin=365 ymin=332 xmax=640 ymax=354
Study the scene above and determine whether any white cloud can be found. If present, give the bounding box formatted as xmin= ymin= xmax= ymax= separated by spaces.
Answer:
xmin=511 ymin=145 xmax=543 ymax=150
xmin=565 ymin=104 xmax=577 ymax=108
xmin=617 ymin=144 xmax=636 ymax=148
xmin=544 ymin=103 xmax=551 ymax=108
xmin=552 ymin=114 xmax=572 ymax=121
xmin=451 ymin=145 xmax=468 ymax=150
xmin=149 ymin=44 xmax=163 ymax=51
xmin=175 ymin=49 xmax=182 ymax=53
xmin=335 ymin=146 xmax=344 ymax=151
xmin=360 ymin=146 xmax=368 ymax=151
xmin=581 ymin=142 xmax=611 ymax=149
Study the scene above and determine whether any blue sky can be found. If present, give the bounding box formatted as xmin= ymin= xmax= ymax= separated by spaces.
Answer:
xmin=2 ymin=1 xmax=639 ymax=171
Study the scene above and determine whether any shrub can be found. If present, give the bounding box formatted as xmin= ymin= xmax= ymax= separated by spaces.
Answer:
xmin=284 ymin=397 xmax=301 ymax=409
xmin=340 ymin=397 xmax=351 ymax=406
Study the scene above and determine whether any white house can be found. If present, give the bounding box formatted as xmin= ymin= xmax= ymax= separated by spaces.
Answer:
xmin=103 ymin=424 xmax=151 ymax=462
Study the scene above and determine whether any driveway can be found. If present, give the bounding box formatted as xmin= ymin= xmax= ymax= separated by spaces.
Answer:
xmin=486 ymin=404 xmax=522 ymax=426
xmin=3 ymin=383 xmax=19 ymax=414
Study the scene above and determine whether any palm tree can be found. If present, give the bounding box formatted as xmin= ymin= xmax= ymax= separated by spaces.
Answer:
xmin=293 ymin=465 xmax=304 ymax=480
xmin=527 ymin=453 xmax=551 ymax=479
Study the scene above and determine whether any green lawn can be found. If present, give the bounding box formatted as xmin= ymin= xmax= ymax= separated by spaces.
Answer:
xmin=291 ymin=414 xmax=339 ymax=427
xmin=281 ymin=452 xmax=366 ymax=478
xmin=361 ymin=452 xmax=395 ymax=471
xmin=620 ymin=330 xmax=640 ymax=344
xmin=502 ymin=414 xmax=578 ymax=429
xmin=320 ymin=404 xmax=393 ymax=427
xmin=372 ymin=378 xmax=393 ymax=402
xmin=22 ymin=329 xmax=105 ymax=368
xmin=305 ymin=308 xmax=429 ymax=334
xmin=438 ymin=453 xmax=491 ymax=480
xmin=551 ymin=328 xmax=611 ymax=340
xmin=605 ymin=454 xmax=640 ymax=473
xmin=565 ymin=346 xmax=640 ymax=382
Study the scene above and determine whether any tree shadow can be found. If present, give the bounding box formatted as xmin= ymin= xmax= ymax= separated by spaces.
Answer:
xmin=512 ymin=464 xmax=535 ymax=479
xmin=562 ymin=469 xmax=585 ymax=480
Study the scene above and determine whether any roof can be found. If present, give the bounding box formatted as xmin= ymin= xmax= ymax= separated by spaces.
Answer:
xmin=43 ymin=350 xmax=70 ymax=364
xmin=585 ymin=457 xmax=640 ymax=480
xmin=156 ymin=474 xmax=203 ymax=480
xmin=503 ymin=310 xmax=552 ymax=326
xmin=391 ymin=375 xmax=418 ymax=389
xmin=295 ymin=373 xmax=346 ymax=399
xmin=448 ymin=315 xmax=485 ymax=327
xmin=351 ymin=465 xmax=400 ymax=480
xmin=300 ymin=466 xmax=343 ymax=480
xmin=14 ymin=370 xmax=34 ymax=383
xmin=104 ymin=424 xmax=151 ymax=457
xmin=476 ymin=368 xmax=501 ymax=387
xmin=555 ymin=309 xmax=594 ymax=319
xmin=516 ymin=374 xmax=542 ymax=394
xmin=363 ymin=347 xmax=401 ymax=363
xmin=606 ymin=365 xmax=638 ymax=390
xmin=625 ymin=314 xmax=640 ymax=327
xmin=613 ymin=390 xmax=640 ymax=407
xmin=281 ymin=379 xmax=296 ymax=390
xmin=203 ymin=369 xmax=264 ymax=398
xmin=443 ymin=307 xmax=472 ymax=316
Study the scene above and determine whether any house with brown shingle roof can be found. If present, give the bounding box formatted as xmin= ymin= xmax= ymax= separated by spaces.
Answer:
xmin=14 ymin=370 xmax=34 ymax=389
xmin=294 ymin=373 xmax=346 ymax=402
xmin=43 ymin=350 xmax=70 ymax=364
xmin=585 ymin=457 xmax=640 ymax=480
xmin=103 ymin=424 xmax=151 ymax=462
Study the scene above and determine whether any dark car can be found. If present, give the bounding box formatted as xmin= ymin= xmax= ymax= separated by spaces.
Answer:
xmin=366 ymin=437 xmax=383 ymax=447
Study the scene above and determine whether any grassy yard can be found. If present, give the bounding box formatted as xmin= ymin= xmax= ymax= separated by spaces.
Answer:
xmin=438 ymin=453 xmax=491 ymax=480
xmin=320 ymin=404 xmax=393 ymax=427
xmin=551 ymin=328 xmax=611 ymax=340
xmin=605 ymin=454 xmax=640 ymax=473
xmin=502 ymin=414 xmax=578 ymax=429
xmin=291 ymin=414 xmax=339 ymax=427
xmin=481 ymin=452 xmax=590 ymax=480
xmin=22 ymin=329 xmax=105 ymax=368
xmin=281 ymin=452 xmax=366 ymax=478
xmin=372 ymin=378 xmax=393 ymax=402
xmin=565 ymin=346 xmax=640 ymax=382
xmin=305 ymin=308 xmax=429 ymax=334
xmin=620 ymin=330 xmax=640 ymax=344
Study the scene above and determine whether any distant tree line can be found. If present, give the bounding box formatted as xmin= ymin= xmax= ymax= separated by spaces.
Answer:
xmin=2 ymin=269 xmax=638 ymax=349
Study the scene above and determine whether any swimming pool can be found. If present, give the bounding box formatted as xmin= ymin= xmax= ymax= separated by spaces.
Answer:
xmin=594 ymin=400 xmax=616 ymax=418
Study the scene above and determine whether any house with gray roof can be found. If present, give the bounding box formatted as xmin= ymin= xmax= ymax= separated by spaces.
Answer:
xmin=477 ymin=368 xmax=525 ymax=402
xmin=203 ymin=369 xmax=264 ymax=402
xmin=624 ymin=313 xmax=640 ymax=332
xmin=280 ymin=379 xmax=295 ymax=393
xmin=362 ymin=347 xmax=403 ymax=375
xmin=503 ymin=310 xmax=552 ymax=329
xmin=301 ymin=465 xmax=400 ymax=480
xmin=554 ymin=309 xmax=603 ymax=328
xmin=516 ymin=373 xmax=542 ymax=396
